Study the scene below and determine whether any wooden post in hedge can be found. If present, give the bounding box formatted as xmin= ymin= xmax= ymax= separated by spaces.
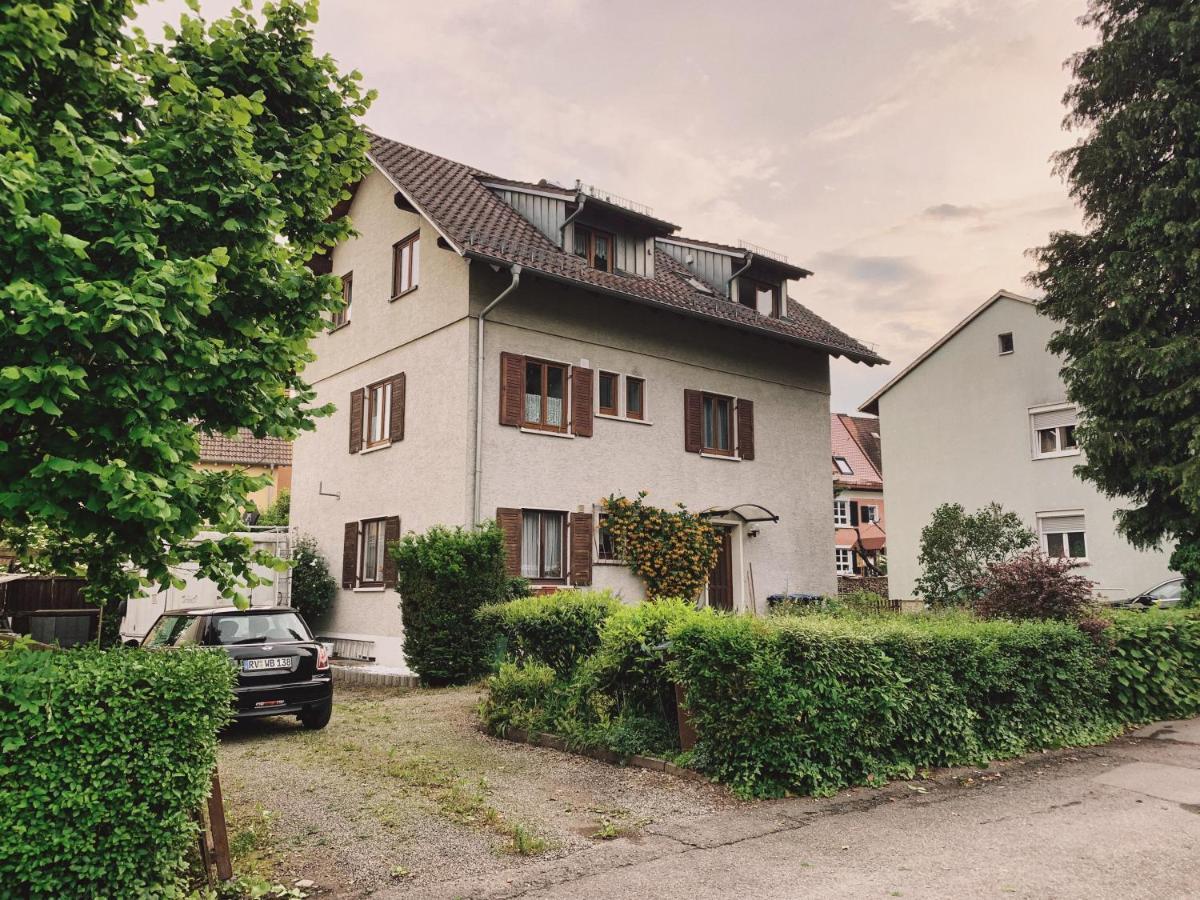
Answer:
xmin=198 ymin=769 xmax=233 ymax=883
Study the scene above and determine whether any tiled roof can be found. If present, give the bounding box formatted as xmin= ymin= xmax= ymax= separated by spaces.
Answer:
xmin=198 ymin=429 xmax=292 ymax=467
xmin=831 ymin=413 xmax=882 ymax=489
xmin=839 ymin=414 xmax=883 ymax=476
xmin=367 ymin=133 xmax=885 ymax=366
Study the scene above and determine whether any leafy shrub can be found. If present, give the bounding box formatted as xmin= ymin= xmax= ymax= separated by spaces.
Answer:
xmin=392 ymin=523 xmax=505 ymax=684
xmin=504 ymin=576 xmax=533 ymax=600
xmin=586 ymin=598 xmax=695 ymax=712
xmin=915 ymin=502 xmax=1035 ymax=607
xmin=0 ymin=644 xmax=235 ymax=896
xmin=974 ymin=550 xmax=1096 ymax=621
xmin=602 ymin=493 xmax=720 ymax=600
xmin=258 ymin=490 xmax=290 ymax=526
xmin=1106 ymin=610 xmax=1200 ymax=723
xmin=477 ymin=590 xmax=621 ymax=676
xmin=667 ymin=612 xmax=1113 ymax=797
xmin=478 ymin=661 xmax=563 ymax=735
xmin=290 ymin=534 xmax=336 ymax=623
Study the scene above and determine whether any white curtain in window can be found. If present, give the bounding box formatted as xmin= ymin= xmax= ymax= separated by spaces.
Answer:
xmin=544 ymin=515 xmax=563 ymax=577
xmin=546 ymin=396 xmax=563 ymax=427
xmin=521 ymin=514 xmax=540 ymax=578
xmin=525 ymin=392 xmax=541 ymax=424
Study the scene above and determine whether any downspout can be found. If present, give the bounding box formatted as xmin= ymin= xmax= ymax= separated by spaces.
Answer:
xmin=559 ymin=194 xmax=587 ymax=249
xmin=727 ymin=252 xmax=754 ymax=300
xmin=472 ymin=265 xmax=522 ymax=527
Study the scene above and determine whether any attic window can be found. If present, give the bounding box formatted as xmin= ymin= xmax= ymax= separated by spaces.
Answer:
xmin=833 ymin=456 xmax=854 ymax=475
xmin=737 ymin=277 xmax=782 ymax=317
xmin=998 ymin=332 xmax=1014 ymax=355
xmin=573 ymin=225 xmax=613 ymax=273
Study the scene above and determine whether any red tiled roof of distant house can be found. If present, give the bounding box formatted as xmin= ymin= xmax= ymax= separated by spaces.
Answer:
xmin=831 ymin=413 xmax=882 ymax=490
xmin=197 ymin=429 xmax=292 ymax=467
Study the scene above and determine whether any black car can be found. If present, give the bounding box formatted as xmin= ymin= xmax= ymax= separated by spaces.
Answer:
xmin=142 ymin=606 xmax=333 ymax=729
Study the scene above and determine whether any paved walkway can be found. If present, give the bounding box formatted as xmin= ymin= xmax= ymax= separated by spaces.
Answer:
xmin=423 ymin=720 xmax=1200 ymax=899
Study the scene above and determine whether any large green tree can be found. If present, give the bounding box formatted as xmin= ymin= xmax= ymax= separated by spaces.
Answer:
xmin=0 ymin=0 xmax=372 ymax=608
xmin=1032 ymin=0 xmax=1200 ymax=600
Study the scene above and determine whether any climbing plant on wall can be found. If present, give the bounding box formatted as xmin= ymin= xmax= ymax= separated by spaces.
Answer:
xmin=602 ymin=493 xmax=720 ymax=601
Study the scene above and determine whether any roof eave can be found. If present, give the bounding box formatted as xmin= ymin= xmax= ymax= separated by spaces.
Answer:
xmin=466 ymin=248 xmax=886 ymax=366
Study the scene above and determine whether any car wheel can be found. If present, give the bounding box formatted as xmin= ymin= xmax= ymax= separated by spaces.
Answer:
xmin=299 ymin=698 xmax=332 ymax=730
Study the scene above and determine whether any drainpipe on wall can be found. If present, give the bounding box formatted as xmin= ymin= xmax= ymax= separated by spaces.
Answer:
xmin=727 ymin=252 xmax=754 ymax=300
xmin=472 ymin=265 xmax=522 ymax=528
xmin=559 ymin=194 xmax=587 ymax=250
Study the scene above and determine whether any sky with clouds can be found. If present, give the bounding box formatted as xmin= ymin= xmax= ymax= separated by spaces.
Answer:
xmin=136 ymin=0 xmax=1092 ymax=413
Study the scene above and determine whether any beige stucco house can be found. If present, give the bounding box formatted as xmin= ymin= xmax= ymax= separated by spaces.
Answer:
xmin=292 ymin=133 xmax=884 ymax=668
xmin=860 ymin=289 xmax=1175 ymax=605
xmin=197 ymin=429 xmax=292 ymax=514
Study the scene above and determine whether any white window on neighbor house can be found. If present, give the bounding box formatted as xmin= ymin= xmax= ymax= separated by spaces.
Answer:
xmin=833 ymin=456 xmax=854 ymax=475
xmin=835 ymin=547 xmax=853 ymax=574
xmin=833 ymin=499 xmax=851 ymax=526
xmin=860 ymin=504 xmax=879 ymax=524
xmin=1030 ymin=403 xmax=1080 ymax=459
xmin=1039 ymin=512 xmax=1087 ymax=561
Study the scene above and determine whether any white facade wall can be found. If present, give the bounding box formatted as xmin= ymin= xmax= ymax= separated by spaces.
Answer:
xmin=877 ymin=295 xmax=1175 ymax=604
xmin=293 ymin=167 xmax=839 ymax=668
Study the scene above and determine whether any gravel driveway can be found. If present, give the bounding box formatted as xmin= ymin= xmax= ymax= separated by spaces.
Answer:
xmin=217 ymin=684 xmax=732 ymax=897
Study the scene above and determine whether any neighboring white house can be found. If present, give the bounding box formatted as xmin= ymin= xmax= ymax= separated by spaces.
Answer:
xmin=291 ymin=133 xmax=885 ymax=668
xmin=860 ymin=289 xmax=1176 ymax=605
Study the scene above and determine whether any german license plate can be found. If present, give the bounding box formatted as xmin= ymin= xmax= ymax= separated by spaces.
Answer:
xmin=243 ymin=657 xmax=291 ymax=672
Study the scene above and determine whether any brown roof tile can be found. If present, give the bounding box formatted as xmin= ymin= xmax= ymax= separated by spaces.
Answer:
xmin=198 ymin=429 xmax=292 ymax=467
xmin=831 ymin=413 xmax=882 ymax=489
xmin=367 ymin=133 xmax=886 ymax=366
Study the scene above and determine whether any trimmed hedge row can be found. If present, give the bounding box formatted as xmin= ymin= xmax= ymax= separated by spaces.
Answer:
xmin=479 ymin=594 xmax=1200 ymax=799
xmin=0 ymin=644 xmax=235 ymax=897
xmin=478 ymin=590 xmax=621 ymax=675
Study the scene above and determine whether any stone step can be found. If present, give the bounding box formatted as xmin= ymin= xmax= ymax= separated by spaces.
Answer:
xmin=330 ymin=664 xmax=419 ymax=689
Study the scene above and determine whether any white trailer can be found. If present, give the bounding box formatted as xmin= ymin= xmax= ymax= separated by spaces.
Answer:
xmin=119 ymin=528 xmax=292 ymax=642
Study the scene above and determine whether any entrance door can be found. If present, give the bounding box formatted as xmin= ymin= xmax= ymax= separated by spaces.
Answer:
xmin=707 ymin=526 xmax=734 ymax=611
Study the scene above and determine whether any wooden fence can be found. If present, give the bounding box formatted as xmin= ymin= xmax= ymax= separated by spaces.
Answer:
xmin=0 ymin=576 xmax=97 ymax=645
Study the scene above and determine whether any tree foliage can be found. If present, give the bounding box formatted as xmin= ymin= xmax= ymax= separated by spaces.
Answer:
xmin=974 ymin=550 xmax=1096 ymax=622
xmin=290 ymin=533 xmax=335 ymax=624
xmin=0 ymin=0 xmax=372 ymax=607
xmin=914 ymin=502 xmax=1035 ymax=607
xmin=1031 ymin=0 xmax=1200 ymax=600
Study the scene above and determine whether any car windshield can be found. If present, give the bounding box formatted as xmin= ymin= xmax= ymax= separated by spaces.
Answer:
xmin=205 ymin=612 xmax=311 ymax=646
xmin=144 ymin=614 xmax=205 ymax=648
xmin=1147 ymin=580 xmax=1183 ymax=600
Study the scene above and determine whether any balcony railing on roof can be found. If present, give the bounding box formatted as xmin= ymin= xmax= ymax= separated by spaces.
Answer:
xmin=738 ymin=239 xmax=789 ymax=264
xmin=575 ymin=181 xmax=655 ymax=218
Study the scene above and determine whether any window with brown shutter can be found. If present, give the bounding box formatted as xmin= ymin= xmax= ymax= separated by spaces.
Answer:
xmin=364 ymin=379 xmax=392 ymax=449
xmin=359 ymin=518 xmax=387 ymax=587
xmin=499 ymin=352 xmax=525 ymax=426
xmin=348 ymin=388 xmax=364 ymax=454
xmin=496 ymin=507 xmax=522 ymax=578
xmin=389 ymin=373 xmax=406 ymax=443
xmin=522 ymin=359 xmax=569 ymax=433
xmin=684 ymin=389 xmax=702 ymax=453
xmin=342 ymin=522 xmax=359 ymax=588
xmin=571 ymin=366 xmax=593 ymax=437
xmin=382 ymin=515 xmax=401 ymax=588
xmin=736 ymin=398 xmax=755 ymax=460
xmin=701 ymin=393 xmax=735 ymax=456
xmin=569 ymin=512 xmax=593 ymax=586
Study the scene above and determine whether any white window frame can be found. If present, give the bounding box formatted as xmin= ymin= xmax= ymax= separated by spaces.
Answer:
xmin=1037 ymin=510 xmax=1088 ymax=562
xmin=833 ymin=499 xmax=850 ymax=527
xmin=998 ymin=332 xmax=1014 ymax=355
xmin=362 ymin=379 xmax=393 ymax=449
xmin=835 ymin=547 xmax=853 ymax=574
xmin=833 ymin=456 xmax=854 ymax=475
xmin=1030 ymin=402 xmax=1081 ymax=460
xmin=860 ymin=504 xmax=879 ymax=524
xmin=593 ymin=369 xmax=651 ymax=425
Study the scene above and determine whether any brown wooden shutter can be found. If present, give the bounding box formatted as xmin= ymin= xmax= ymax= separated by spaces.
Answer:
xmin=684 ymin=389 xmax=702 ymax=453
xmin=499 ymin=352 xmax=524 ymax=426
xmin=737 ymin=398 xmax=755 ymax=460
xmin=569 ymin=512 xmax=593 ymax=586
xmin=348 ymin=388 xmax=364 ymax=454
xmin=382 ymin=515 xmax=401 ymax=588
xmin=496 ymin=507 xmax=522 ymax=578
xmin=849 ymin=500 xmax=860 ymax=527
xmin=341 ymin=522 xmax=359 ymax=588
xmin=571 ymin=366 xmax=594 ymax=437
xmin=389 ymin=373 xmax=406 ymax=442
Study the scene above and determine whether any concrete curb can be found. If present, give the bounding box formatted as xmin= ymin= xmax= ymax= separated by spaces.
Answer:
xmin=331 ymin=665 xmax=420 ymax=689
xmin=491 ymin=726 xmax=709 ymax=782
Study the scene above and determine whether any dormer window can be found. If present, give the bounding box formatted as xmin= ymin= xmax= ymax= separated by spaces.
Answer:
xmin=573 ymin=225 xmax=613 ymax=273
xmin=737 ymin=277 xmax=781 ymax=317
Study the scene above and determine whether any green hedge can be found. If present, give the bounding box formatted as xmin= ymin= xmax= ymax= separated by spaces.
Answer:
xmin=477 ymin=590 xmax=621 ymax=675
xmin=1106 ymin=610 xmax=1200 ymax=723
xmin=0 ymin=644 xmax=235 ymax=897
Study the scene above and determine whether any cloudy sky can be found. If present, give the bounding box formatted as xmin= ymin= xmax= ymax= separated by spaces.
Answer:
xmin=137 ymin=0 xmax=1092 ymax=412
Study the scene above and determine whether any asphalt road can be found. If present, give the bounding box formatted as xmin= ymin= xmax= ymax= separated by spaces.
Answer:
xmin=425 ymin=720 xmax=1200 ymax=900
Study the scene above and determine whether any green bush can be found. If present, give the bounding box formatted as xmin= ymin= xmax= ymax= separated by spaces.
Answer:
xmin=478 ymin=661 xmax=562 ymax=735
xmin=477 ymin=590 xmax=622 ymax=675
xmin=258 ymin=489 xmax=290 ymax=526
xmin=667 ymin=612 xmax=1113 ymax=798
xmin=290 ymin=534 xmax=336 ymax=623
xmin=0 ymin=644 xmax=235 ymax=897
xmin=1106 ymin=610 xmax=1200 ymax=723
xmin=392 ymin=522 xmax=505 ymax=684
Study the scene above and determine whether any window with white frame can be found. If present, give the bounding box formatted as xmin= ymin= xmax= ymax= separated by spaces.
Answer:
xmin=835 ymin=547 xmax=853 ymax=574
xmin=521 ymin=509 xmax=566 ymax=580
xmin=359 ymin=518 xmax=387 ymax=586
xmin=833 ymin=456 xmax=854 ymax=475
xmin=860 ymin=504 xmax=879 ymax=524
xmin=1031 ymin=404 xmax=1080 ymax=459
xmin=364 ymin=379 xmax=392 ymax=448
xmin=1039 ymin=512 xmax=1087 ymax=560
xmin=833 ymin=499 xmax=850 ymax=526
